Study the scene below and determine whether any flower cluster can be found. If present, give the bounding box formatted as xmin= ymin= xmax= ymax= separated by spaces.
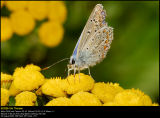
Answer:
xmin=1 ymin=1 xmax=67 ymax=47
xmin=1 ymin=88 xmax=10 ymax=106
xmin=1 ymin=72 xmax=13 ymax=89
xmin=15 ymin=91 xmax=37 ymax=106
xmin=0 ymin=64 xmax=159 ymax=106
xmin=11 ymin=64 xmax=45 ymax=92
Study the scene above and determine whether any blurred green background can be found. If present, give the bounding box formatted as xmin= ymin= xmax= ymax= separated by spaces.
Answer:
xmin=1 ymin=1 xmax=159 ymax=103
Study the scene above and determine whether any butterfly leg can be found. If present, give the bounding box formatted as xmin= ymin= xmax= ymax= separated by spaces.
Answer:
xmin=88 ymin=67 xmax=92 ymax=77
xmin=67 ymin=68 xmax=72 ymax=84
xmin=68 ymin=68 xmax=71 ymax=76
xmin=73 ymin=65 xmax=76 ymax=84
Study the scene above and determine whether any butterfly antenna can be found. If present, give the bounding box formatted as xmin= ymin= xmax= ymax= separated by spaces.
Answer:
xmin=41 ymin=58 xmax=70 ymax=71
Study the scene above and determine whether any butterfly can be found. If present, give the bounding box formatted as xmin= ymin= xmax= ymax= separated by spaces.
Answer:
xmin=67 ymin=4 xmax=113 ymax=76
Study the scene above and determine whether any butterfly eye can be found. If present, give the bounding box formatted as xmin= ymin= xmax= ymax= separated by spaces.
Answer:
xmin=72 ymin=59 xmax=75 ymax=64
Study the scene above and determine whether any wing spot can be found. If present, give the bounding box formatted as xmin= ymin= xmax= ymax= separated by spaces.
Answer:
xmin=105 ymin=40 xmax=108 ymax=44
xmin=103 ymin=29 xmax=106 ymax=33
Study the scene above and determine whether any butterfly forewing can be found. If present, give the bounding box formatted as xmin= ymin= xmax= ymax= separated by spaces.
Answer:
xmin=76 ymin=4 xmax=105 ymax=58
xmin=78 ymin=4 xmax=113 ymax=67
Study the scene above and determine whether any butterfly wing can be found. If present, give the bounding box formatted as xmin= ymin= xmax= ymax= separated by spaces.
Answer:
xmin=85 ymin=26 xmax=113 ymax=67
xmin=72 ymin=4 xmax=105 ymax=59
xmin=78 ymin=4 xmax=113 ymax=68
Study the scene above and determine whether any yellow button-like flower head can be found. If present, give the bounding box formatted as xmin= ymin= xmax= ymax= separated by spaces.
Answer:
xmin=71 ymin=91 xmax=102 ymax=106
xmin=15 ymin=91 xmax=37 ymax=106
xmin=27 ymin=1 xmax=48 ymax=21
xmin=38 ymin=21 xmax=64 ymax=47
xmin=91 ymin=82 xmax=124 ymax=103
xmin=48 ymin=1 xmax=67 ymax=24
xmin=25 ymin=64 xmax=41 ymax=71
xmin=46 ymin=97 xmax=73 ymax=106
xmin=1 ymin=72 xmax=13 ymax=89
xmin=9 ymin=82 xmax=21 ymax=96
xmin=1 ymin=88 xmax=10 ymax=106
xmin=63 ymin=73 xmax=95 ymax=94
xmin=1 ymin=17 xmax=13 ymax=41
xmin=114 ymin=89 xmax=152 ymax=106
xmin=6 ymin=1 xmax=28 ymax=12
xmin=13 ymin=65 xmax=45 ymax=91
xmin=152 ymin=103 xmax=159 ymax=106
xmin=10 ymin=10 xmax=35 ymax=36
xmin=42 ymin=77 xmax=66 ymax=97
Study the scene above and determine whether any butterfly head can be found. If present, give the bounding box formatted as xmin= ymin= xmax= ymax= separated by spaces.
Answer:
xmin=67 ymin=56 xmax=76 ymax=70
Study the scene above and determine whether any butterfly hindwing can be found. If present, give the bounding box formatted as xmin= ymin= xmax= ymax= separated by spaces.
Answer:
xmin=80 ymin=26 xmax=113 ymax=67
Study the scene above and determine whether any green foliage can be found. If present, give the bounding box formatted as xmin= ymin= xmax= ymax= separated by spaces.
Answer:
xmin=8 ymin=96 xmax=15 ymax=106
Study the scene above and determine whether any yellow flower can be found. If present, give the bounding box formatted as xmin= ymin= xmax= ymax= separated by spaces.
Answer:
xmin=1 ymin=88 xmax=10 ymax=106
xmin=1 ymin=72 xmax=13 ymax=89
xmin=63 ymin=73 xmax=95 ymax=94
xmin=15 ymin=91 xmax=37 ymax=106
xmin=114 ymin=89 xmax=152 ymax=106
xmin=25 ymin=64 xmax=41 ymax=71
xmin=127 ymin=88 xmax=152 ymax=106
xmin=27 ymin=1 xmax=48 ymax=21
xmin=42 ymin=77 xmax=66 ymax=97
xmin=71 ymin=91 xmax=102 ymax=106
xmin=45 ymin=97 xmax=73 ymax=106
xmin=35 ymin=79 xmax=49 ymax=96
xmin=91 ymin=82 xmax=124 ymax=103
xmin=5 ymin=1 xmax=28 ymax=12
xmin=9 ymin=82 xmax=21 ymax=96
xmin=48 ymin=1 xmax=67 ymax=24
xmin=13 ymin=65 xmax=45 ymax=91
xmin=38 ymin=21 xmax=64 ymax=47
xmin=1 ymin=17 xmax=13 ymax=41
xmin=152 ymin=103 xmax=159 ymax=106
xmin=10 ymin=10 xmax=35 ymax=36
xmin=1 ymin=72 xmax=13 ymax=81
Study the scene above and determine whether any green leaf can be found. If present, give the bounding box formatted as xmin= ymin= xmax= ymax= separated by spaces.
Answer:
xmin=8 ymin=96 xmax=15 ymax=106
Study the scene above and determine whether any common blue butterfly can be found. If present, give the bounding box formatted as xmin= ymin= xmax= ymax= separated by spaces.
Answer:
xmin=67 ymin=4 xmax=113 ymax=76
